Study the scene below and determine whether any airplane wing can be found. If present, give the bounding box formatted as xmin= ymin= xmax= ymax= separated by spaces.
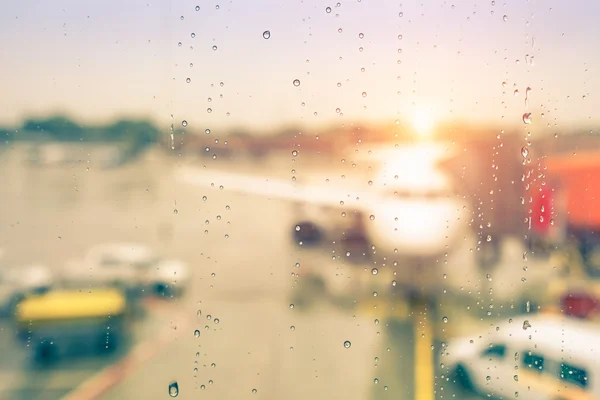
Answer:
xmin=175 ymin=166 xmax=371 ymax=210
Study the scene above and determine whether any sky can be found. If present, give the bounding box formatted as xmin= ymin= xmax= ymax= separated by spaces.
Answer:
xmin=1 ymin=0 xmax=599 ymax=135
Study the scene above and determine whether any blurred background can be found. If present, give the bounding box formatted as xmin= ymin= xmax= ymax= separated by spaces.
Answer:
xmin=2 ymin=0 xmax=600 ymax=399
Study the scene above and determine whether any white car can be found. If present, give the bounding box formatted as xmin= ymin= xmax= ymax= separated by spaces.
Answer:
xmin=62 ymin=243 xmax=189 ymax=297
xmin=445 ymin=314 xmax=600 ymax=399
xmin=0 ymin=263 xmax=53 ymax=317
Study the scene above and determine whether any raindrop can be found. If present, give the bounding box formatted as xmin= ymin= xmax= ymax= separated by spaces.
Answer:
xmin=326 ymin=7 xmax=332 ymax=13
xmin=182 ymin=120 xmax=188 ymax=127
xmin=195 ymin=5 xmax=200 ymax=11
xmin=372 ymin=268 xmax=378 ymax=275
xmin=186 ymin=78 xmax=191 ymax=83
xmin=503 ymin=15 xmax=508 ymax=22
xmin=169 ymin=381 xmax=179 ymax=397
xmin=392 ymin=280 xmax=397 ymax=286
xmin=442 ymin=316 xmax=449 ymax=323
xmin=362 ymin=91 xmax=367 ymax=97
xmin=191 ymin=33 xmax=196 ymax=38
xmin=369 ymin=215 xmax=375 ymax=220
xmin=252 ymin=389 xmax=258 ymax=394
xmin=514 ymin=89 xmax=519 ymax=96
xmin=212 ymin=45 xmax=217 ymax=51
xmin=207 ymin=108 xmax=212 ymax=113
xmin=522 ymin=113 xmax=532 ymax=124
xmin=521 ymin=147 xmax=529 ymax=158
xmin=214 ymin=318 xmax=220 ymax=324
xmin=205 ymin=128 xmax=211 ymax=134
xmin=359 ymin=32 xmax=364 ymax=39
xmin=262 ymin=30 xmax=271 ymax=39
xmin=290 ymin=325 xmax=295 ymax=331
xmin=289 ymin=303 xmax=295 ymax=309
xmin=374 ymin=378 xmax=379 ymax=384
xmin=399 ymin=12 xmax=404 ymax=17
xmin=292 ymin=150 xmax=299 ymax=157
xmin=522 ymin=320 xmax=531 ymax=330
xmin=293 ymin=79 xmax=301 ymax=87
xmin=194 ymin=329 xmax=201 ymax=338
xmin=344 ymin=340 xmax=352 ymax=348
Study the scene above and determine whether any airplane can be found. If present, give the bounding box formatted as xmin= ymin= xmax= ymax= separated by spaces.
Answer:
xmin=175 ymin=141 xmax=471 ymax=277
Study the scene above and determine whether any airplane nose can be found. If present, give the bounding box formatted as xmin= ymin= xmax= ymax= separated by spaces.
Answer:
xmin=369 ymin=200 xmax=467 ymax=257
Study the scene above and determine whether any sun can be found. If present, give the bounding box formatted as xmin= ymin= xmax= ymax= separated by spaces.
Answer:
xmin=412 ymin=109 xmax=435 ymax=137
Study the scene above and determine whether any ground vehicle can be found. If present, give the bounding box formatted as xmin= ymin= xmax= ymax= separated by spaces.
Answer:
xmin=62 ymin=243 xmax=189 ymax=297
xmin=0 ymin=263 xmax=53 ymax=317
xmin=446 ymin=314 xmax=600 ymax=399
xmin=15 ymin=288 xmax=128 ymax=364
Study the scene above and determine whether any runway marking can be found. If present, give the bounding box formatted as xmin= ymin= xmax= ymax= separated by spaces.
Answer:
xmin=413 ymin=301 xmax=434 ymax=400
xmin=62 ymin=309 xmax=188 ymax=400
xmin=355 ymin=297 xmax=409 ymax=320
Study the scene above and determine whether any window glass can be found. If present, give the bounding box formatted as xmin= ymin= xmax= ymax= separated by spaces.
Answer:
xmin=482 ymin=344 xmax=506 ymax=358
xmin=560 ymin=363 xmax=588 ymax=388
xmin=1 ymin=1 xmax=598 ymax=400
xmin=523 ymin=351 xmax=545 ymax=372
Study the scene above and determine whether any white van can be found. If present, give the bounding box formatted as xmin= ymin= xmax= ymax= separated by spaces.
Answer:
xmin=445 ymin=314 xmax=600 ymax=400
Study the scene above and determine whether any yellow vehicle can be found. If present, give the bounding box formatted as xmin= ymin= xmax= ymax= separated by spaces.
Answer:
xmin=15 ymin=288 xmax=128 ymax=364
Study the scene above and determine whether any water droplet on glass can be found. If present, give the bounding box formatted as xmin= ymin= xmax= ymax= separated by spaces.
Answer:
xmin=522 ymin=320 xmax=531 ymax=330
xmin=195 ymin=5 xmax=200 ymax=11
xmin=399 ymin=12 xmax=404 ymax=17
xmin=207 ymin=108 xmax=212 ymax=113
xmin=371 ymin=268 xmax=378 ymax=275
xmin=169 ymin=381 xmax=179 ymax=397
xmin=262 ymin=30 xmax=271 ymax=39
xmin=486 ymin=375 xmax=491 ymax=381
xmin=252 ymin=389 xmax=258 ymax=394
xmin=358 ymin=32 xmax=364 ymax=39
xmin=374 ymin=378 xmax=379 ymax=384
xmin=292 ymin=150 xmax=298 ymax=157
xmin=369 ymin=215 xmax=375 ymax=220
xmin=289 ymin=303 xmax=294 ymax=309
xmin=214 ymin=318 xmax=220 ymax=324
xmin=182 ymin=120 xmax=188 ymax=127
xmin=514 ymin=89 xmax=519 ymax=96
xmin=521 ymin=147 xmax=529 ymax=158
xmin=503 ymin=15 xmax=508 ymax=22
xmin=293 ymin=79 xmax=301 ymax=87
xmin=326 ymin=6 xmax=332 ymax=13
xmin=212 ymin=45 xmax=217 ymax=51
xmin=442 ymin=316 xmax=449 ymax=323
xmin=344 ymin=340 xmax=352 ymax=348
xmin=362 ymin=91 xmax=367 ymax=97
xmin=522 ymin=113 xmax=532 ymax=124
xmin=194 ymin=329 xmax=200 ymax=338
xmin=191 ymin=33 xmax=196 ymax=38
xmin=186 ymin=78 xmax=191 ymax=83
xmin=392 ymin=280 xmax=397 ymax=286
